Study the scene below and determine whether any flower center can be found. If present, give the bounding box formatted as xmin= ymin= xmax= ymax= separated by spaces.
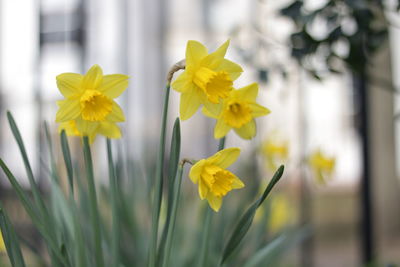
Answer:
xmin=80 ymin=90 xmax=113 ymax=121
xmin=193 ymin=67 xmax=233 ymax=103
xmin=202 ymin=165 xmax=234 ymax=197
xmin=222 ymin=101 xmax=252 ymax=128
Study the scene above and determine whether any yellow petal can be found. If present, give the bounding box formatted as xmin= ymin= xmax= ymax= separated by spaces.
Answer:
xmin=232 ymin=83 xmax=258 ymax=102
xmin=207 ymin=194 xmax=223 ymax=212
xmin=98 ymin=121 xmax=122 ymax=139
xmin=56 ymin=73 xmax=83 ymax=97
xmin=98 ymin=74 xmax=129 ymax=99
xmin=186 ymin=40 xmax=208 ymax=68
xmin=201 ymin=40 xmax=230 ymax=69
xmin=107 ymin=101 xmax=125 ymax=122
xmin=55 ymin=98 xmax=81 ymax=122
xmin=234 ymin=120 xmax=256 ymax=140
xmin=214 ymin=119 xmax=231 ymax=139
xmin=215 ymin=59 xmax=243 ymax=81
xmin=250 ymin=103 xmax=270 ymax=118
xmin=189 ymin=159 xmax=205 ymax=184
xmin=82 ymin=64 xmax=103 ymax=89
xmin=211 ymin=40 xmax=230 ymax=59
xmin=180 ymin=89 xmax=203 ymax=121
xmin=202 ymin=101 xmax=222 ymax=118
xmin=75 ymin=117 xmax=99 ymax=136
xmin=171 ymin=71 xmax=194 ymax=93
xmin=208 ymin=147 xmax=240 ymax=169
xmin=198 ymin=178 xmax=209 ymax=200
xmin=231 ymin=174 xmax=245 ymax=189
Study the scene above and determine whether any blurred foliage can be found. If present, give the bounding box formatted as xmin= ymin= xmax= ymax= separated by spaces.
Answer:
xmin=280 ymin=0 xmax=392 ymax=78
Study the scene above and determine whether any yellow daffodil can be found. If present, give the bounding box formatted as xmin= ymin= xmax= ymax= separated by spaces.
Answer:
xmin=203 ymin=83 xmax=270 ymax=140
xmin=269 ymin=194 xmax=293 ymax=233
xmin=189 ymin=148 xmax=244 ymax=212
xmin=55 ymin=64 xmax=128 ymax=138
xmin=309 ymin=149 xmax=335 ymax=184
xmin=59 ymin=120 xmax=121 ymax=143
xmin=261 ymin=138 xmax=289 ymax=171
xmin=171 ymin=40 xmax=243 ymax=120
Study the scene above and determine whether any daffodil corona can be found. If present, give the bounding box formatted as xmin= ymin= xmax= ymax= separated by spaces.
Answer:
xmin=203 ymin=83 xmax=270 ymax=140
xmin=55 ymin=64 xmax=128 ymax=140
xmin=189 ymin=148 xmax=244 ymax=212
xmin=172 ymin=40 xmax=243 ymax=120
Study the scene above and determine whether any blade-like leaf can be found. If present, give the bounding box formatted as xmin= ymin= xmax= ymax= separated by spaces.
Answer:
xmin=243 ymin=227 xmax=311 ymax=267
xmin=60 ymin=130 xmax=74 ymax=194
xmin=220 ymin=165 xmax=284 ymax=265
xmin=158 ymin=118 xmax=181 ymax=265
xmin=0 ymin=205 xmax=26 ymax=267
xmin=160 ymin=119 xmax=181 ymax=267
xmin=6 ymin=112 xmax=48 ymax=217
xmin=107 ymin=138 xmax=120 ymax=266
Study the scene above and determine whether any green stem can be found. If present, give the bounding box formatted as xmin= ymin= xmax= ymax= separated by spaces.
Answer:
xmin=198 ymin=137 xmax=226 ymax=267
xmin=107 ymin=139 xmax=120 ymax=266
xmin=82 ymin=136 xmax=104 ymax=267
xmin=148 ymin=84 xmax=171 ymax=267
xmin=161 ymin=164 xmax=184 ymax=267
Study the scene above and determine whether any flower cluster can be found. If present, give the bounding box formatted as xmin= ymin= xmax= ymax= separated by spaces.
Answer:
xmin=55 ymin=64 xmax=128 ymax=143
xmin=309 ymin=149 xmax=335 ymax=184
xmin=172 ymin=40 xmax=270 ymax=140
xmin=172 ymin=40 xmax=271 ymax=211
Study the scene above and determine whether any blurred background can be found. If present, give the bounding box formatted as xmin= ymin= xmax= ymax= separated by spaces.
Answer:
xmin=0 ymin=0 xmax=400 ymax=266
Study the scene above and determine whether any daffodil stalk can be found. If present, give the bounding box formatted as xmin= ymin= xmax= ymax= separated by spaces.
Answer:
xmin=149 ymin=62 xmax=185 ymax=267
xmin=82 ymin=136 xmax=104 ymax=267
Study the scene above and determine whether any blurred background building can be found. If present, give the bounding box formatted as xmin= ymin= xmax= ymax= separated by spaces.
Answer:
xmin=0 ymin=0 xmax=399 ymax=266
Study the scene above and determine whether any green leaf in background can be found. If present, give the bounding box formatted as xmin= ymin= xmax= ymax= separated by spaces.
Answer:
xmin=60 ymin=130 xmax=74 ymax=195
xmin=158 ymin=118 xmax=181 ymax=266
xmin=220 ymin=165 xmax=285 ymax=265
xmin=160 ymin=118 xmax=181 ymax=267
xmin=0 ymin=204 xmax=26 ymax=267
xmin=243 ymin=227 xmax=311 ymax=267
xmin=107 ymin=138 xmax=121 ymax=266
xmin=6 ymin=111 xmax=48 ymax=222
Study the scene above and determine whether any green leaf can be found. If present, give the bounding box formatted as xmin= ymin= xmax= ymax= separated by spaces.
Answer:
xmin=6 ymin=111 xmax=48 ymax=220
xmin=160 ymin=119 xmax=181 ymax=267
xmin=60 ymin=130 xmax=74 ymax=194
xmin=107 ymin=138 xmax=120 ymax=266
xmin=220 ymin=165 xmax=284 ymax=265
xmin=0 ymin=204 xmax=26 ymax=267
xmin=243 ymin=227 xmax=311 ymax=267
xmin=158 ymin=118 xmax=181 ymax=265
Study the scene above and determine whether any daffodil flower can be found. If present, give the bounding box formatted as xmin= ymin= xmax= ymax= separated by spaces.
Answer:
xmin=309 ymin=149 xmax=335 ymax=184
xmin=189 ymin=148 xmax=244 ymax=212
xmin=262 ymin=139 xmax=289 ymax=171
xmin=55 ymin=64 xmax=128 ymax=138
xmin=203 ymin=83 xmax=270 ymax=140
xmin=171 ymin=40 xmax=243 ymax=120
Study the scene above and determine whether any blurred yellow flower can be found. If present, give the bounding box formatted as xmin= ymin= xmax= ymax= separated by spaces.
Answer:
xmin=189 ymin=148 xmax=244 ymax=212
xmin=203 ymin=83 xmax=270 ymax=140
xmin=171 ymin=40 xmax=243 ymax=120
xmin=269 ymin=194 xmax=293 ymax=233
xmin=55 ymin=64 xmax=128 ymax=138
xmin=261 ymin=138 xmax=289 ymax=172
xmin=0 ymin=230 xmax=5 ymax=252
xmin=309 ymin=149 xmax=335 ymax=184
